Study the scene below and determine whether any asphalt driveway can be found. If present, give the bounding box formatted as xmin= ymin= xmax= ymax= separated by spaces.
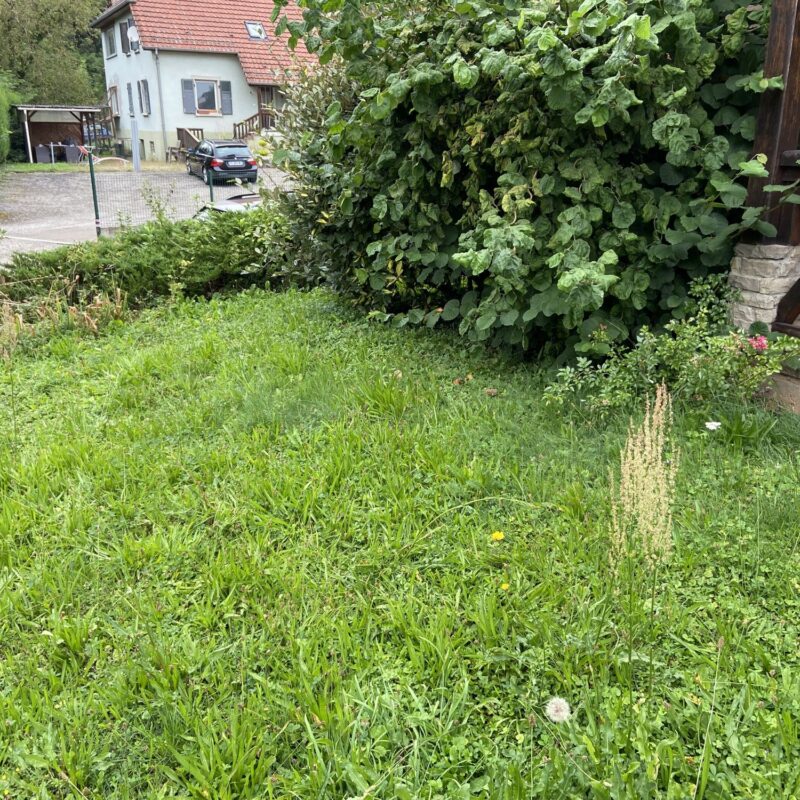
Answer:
xmin=0 ymin=172 xmax=97 ymax=264
xmin=0 ymin=166 xmax=286 ymax=265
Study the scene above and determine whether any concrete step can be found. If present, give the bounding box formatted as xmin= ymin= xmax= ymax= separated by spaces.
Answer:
xmin=767 ymin=372 xmax=800 ymax=414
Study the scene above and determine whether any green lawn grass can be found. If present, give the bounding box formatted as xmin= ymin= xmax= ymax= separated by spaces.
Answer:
xmin=0 ymin=162 xmax=89 ymax=174
xmin=1 ymin=289 xmax=799 ymax=798
xmin=0 ymin=161 xmax=185 ymax=174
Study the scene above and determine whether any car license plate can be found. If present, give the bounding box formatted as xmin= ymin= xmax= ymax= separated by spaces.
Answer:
xmin=228 ymin=160 xmax=244 ymax=167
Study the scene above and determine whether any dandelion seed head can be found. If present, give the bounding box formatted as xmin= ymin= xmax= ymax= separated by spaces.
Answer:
xmin=545 ymin=697 xmax=571 ymax=723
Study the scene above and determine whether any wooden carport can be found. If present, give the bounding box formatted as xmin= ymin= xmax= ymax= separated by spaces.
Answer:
xmin=15 ymin=105 xmax=106 ymax=164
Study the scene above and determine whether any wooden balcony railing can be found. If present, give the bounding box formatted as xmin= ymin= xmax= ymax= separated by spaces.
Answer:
xmin=233 ymin=111 xmax=276 ymax=140
xmin=176 ymin=127 xmax=203 ymax=150
xmin=234 ymin=114 xmax=259 ymax=140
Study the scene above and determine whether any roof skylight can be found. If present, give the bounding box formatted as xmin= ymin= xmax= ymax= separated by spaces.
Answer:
xmin=245 ymin=21 xmax=267 ymax=40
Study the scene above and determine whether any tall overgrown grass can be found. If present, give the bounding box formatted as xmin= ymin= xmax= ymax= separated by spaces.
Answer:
xmin=611 ymin=383 xmax=678 ymax=571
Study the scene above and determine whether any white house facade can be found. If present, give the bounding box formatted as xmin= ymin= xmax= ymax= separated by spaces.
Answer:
xmin=93 ymin=0 xmax=313 ymax=160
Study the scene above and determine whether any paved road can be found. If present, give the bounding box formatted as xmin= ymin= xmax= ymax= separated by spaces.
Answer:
xmin=0 ymin=173 xmax=97 ymax=263
xmin=0 ymin=167 xmax=286 ymax=265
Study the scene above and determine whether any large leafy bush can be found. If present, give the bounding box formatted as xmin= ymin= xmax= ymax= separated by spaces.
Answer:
xmin=276 ymin=0 xmax=776 ymax=352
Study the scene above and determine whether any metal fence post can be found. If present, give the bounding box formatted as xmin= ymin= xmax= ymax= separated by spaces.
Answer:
xmin=88 ymin=148 xmax=101 ymax=239
xmin=208 ymin=175 xmax=215 ymax=205
xmin=131 ymin=119 xmax=141 ymax=172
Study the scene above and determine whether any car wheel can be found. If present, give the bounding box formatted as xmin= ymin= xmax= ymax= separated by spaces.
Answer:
xmin=203 ymin=167 xmax=211 ymax=185
xmin=248 ymin=176 xmax=257 ymax=184
xmin=186 ymin=162 xmax=192 ymax=175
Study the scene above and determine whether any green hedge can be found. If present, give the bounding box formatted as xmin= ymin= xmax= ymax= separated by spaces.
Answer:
xmin=276 ymin=0 xmax=776 ymax=354
xmin=2 ymin=204 xmax=304 ymax=311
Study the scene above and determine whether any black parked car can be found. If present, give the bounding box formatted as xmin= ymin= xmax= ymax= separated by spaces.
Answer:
xmin=186 ymin=139 xmax=258 ymax=185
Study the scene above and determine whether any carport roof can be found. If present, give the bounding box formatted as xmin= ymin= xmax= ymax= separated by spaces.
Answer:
xmin=16 ymin=105 xmax=104 ymax=113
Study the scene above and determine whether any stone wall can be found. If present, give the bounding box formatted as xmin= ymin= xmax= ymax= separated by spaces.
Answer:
xmin=729 ymin=243 xmax=800 ymax=330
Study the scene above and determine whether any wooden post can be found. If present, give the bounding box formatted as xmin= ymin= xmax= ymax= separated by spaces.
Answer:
xmin=748 ymin=0 xmax=800 ymax=243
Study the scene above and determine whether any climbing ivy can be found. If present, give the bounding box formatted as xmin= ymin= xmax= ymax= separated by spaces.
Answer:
xmin=275 ymin=0 xmax=777 ymax=352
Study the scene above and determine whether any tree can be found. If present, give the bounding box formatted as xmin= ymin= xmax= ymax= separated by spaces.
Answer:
xmin=0 ymin=72 xmax=19 ymax=162
xmin=0 ymin=0 xmax=106 ymax=104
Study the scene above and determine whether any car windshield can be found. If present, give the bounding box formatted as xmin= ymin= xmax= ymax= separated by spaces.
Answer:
xmin=215 ymin=146 xmax=251 ymax=158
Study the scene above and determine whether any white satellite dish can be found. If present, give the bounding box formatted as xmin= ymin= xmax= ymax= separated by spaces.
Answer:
xmin=128 ymin=24 xmax=141 ymax=52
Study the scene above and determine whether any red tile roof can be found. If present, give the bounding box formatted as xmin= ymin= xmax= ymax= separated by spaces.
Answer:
xmin=98 ymin=0 xmax=315 ymax=84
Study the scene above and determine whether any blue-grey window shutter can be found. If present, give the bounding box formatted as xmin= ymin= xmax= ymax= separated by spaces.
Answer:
xmin=220 ymin=82 xmax=233 ymax=115
xmin=182 ymin=80 xmax=196 ymax=114
xmin=127 ymin=83 xmax=135 ymax=117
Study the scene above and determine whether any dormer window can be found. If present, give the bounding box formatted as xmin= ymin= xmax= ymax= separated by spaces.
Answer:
xmin=245 ymin=21 xmax=267 ymax=40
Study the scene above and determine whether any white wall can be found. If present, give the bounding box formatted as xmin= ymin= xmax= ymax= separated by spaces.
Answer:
xmin=100 ymin=15 xmax=259 ymax=160
xmin=158 ymin=51 xmax=258 ymax=140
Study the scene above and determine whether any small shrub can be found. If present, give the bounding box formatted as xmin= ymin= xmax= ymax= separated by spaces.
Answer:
xmin=544 ymin=278 xmax=800 ymax=414
xmin=269 ymin=61 xmax=360 ymax=286
xmin=36 ymin=287 xmax=126 ymax=337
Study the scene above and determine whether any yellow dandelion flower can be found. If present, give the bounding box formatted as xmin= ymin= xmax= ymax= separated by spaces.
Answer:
xmin=500 ymin=582 xmax=510 ymax=591
xmin=491 ymin=531 xmax=505 ymax=542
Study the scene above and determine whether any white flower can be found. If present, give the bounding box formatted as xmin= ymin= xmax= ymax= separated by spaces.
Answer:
xmin=705 ymin=421 xmax=722 ymax=431
xmin=545 ymin=697 xmax=571 ymax=724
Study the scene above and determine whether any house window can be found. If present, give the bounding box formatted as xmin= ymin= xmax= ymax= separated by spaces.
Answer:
xmin=108 ymin=86 xmax=120 ymax=117
xmin=120 ymin=21 xmax=131 ymax=55
xmin=104 ymin=28 xmax=117 ymax=58
xmin=182 ymin=79 xmax=233 ymax=116
xmin=195 ymin=80 xmax=219 ymax=114
xmin=137 ymin=80 xmax=151 ymax=115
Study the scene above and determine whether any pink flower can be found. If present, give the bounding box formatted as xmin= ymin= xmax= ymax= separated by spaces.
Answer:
xmin=748 ymin=335 xmax=769 ymax=353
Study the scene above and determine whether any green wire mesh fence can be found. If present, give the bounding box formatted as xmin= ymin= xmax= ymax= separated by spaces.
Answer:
xmin=88 ymin=160 xmax=288 ymax=235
